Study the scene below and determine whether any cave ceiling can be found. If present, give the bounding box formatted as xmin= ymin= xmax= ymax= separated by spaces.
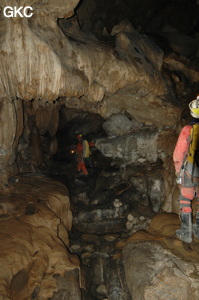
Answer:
xmin=0 ymin=0 xmax=198 ymax=108
xmin=76 ymin=0 xmax=199 ymax=35
xmin=0 ymin=0 xmax=199 ymax=188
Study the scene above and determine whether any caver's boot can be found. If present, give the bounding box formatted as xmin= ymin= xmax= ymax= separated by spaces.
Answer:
xmin=176 ymin=212 xmax=192 ymax=243
xmin=193 ymin=212 xmax=199 ymax=239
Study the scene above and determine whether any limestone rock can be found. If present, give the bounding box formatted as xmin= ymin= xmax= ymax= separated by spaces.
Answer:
xmin=50 ymin=269 xmax=81 ymax=300
xmin=96 ymin=284 xmax=107 ymax=297
xmin=0 ymin=1 xmax=169 ymax=103
xmin=95 ymin=129 xmax=159 ymax=164
xmin=161 ymin=32 xmax=198 ymax=58
xmin=0 ymin=175 xmax=80 ymax=300
xmin=148 ymin=176 xmax=164 ymax=212
xmin=34 ymin=101 xmax=59 ymax=137
xmin=73 ymin=205 xmax=128 ymax=234
xmin=111 ymin=20 xmax=137 ymax=36
xmin=122 ymin=241 xmax=199 ymax=300
xmin=104 ymin=258 xmax=132 ymax=300
xmin=0 ymin=99 xmax=23 ymax=185
xmin=29 ymin=125 xmax=44 ymax=166
xmin=113 ymin=213 xmax=199 ymax=300
xmin=102 ymin=113 xmax=133 ymax=137
xmin=0 ymin=0 xmax=84 ymax=101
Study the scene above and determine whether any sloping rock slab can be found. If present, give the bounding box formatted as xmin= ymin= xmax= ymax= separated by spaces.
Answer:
xmin=122 ymin=241 xmax=199 ymax=300
xmin=113 ymin=213 xmax=199 ymax=300
xmin=0 ymin=174 xmax=80 ymax=300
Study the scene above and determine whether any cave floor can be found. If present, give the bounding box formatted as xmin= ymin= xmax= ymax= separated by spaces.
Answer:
xmin=1 ymin=173 xmax=199 ymax=298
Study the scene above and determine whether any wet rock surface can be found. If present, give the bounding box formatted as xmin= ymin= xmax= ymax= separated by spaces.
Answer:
xmin=68 ymin=175 xmax=199 ymax=300
xmin=46 ymin=149 xmax=197 ymax=299
xmin=69 ymin=209 xmax=153 ymax=299
xmin=45 ymin=148 xmax=155 ymax=299
xmin=122 ymin=241 xmax=199 ymax=300
xmin=2 ymin=168 xmax=199 ymax=299
xmin=115 ymin=213 xmax=199 ymax=300
xmin=0 ymin=174 xmax=80 ymax=300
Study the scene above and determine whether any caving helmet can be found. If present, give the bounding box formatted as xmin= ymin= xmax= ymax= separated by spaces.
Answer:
xmin=77 ymin=134 xmax=83 ymax=140
xmin=189 ymin=96 xmax=199 ymax=118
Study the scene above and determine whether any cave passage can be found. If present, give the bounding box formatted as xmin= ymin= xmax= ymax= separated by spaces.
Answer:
xmin=1 ymin=0 xmax=199 ymax=297
xmin=48 ymin=107 xmax=142 ymax=217
xmin=44 ymin=107 xmax=157 ymax=299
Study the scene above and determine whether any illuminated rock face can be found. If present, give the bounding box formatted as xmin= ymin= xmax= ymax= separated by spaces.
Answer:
xmin=0 ymin=0 xmax=180 ymax=193
xmin=0 ymin=174 xmax=80 ymax=300
xmin=113 ymin=213 xmax=199 ymax=300
xmin=0 ymin=0 xmax=168 ymax=102
xmin=122 ymin=241 xmax=199 ymax=300
xmin=0 ymin=0 xmax=83 ymax=101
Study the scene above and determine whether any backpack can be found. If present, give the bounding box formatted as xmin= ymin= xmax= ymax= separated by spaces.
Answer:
xmin=83 ymin=140 xmax=91 ymax=158
xmin=187 ymin=123 xmax=199 ymax=167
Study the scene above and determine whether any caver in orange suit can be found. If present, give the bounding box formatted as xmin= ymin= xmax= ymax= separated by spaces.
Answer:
xmin=173 ymin=96 xmax=199 ymax=243
xmin=75 ymin=134 xmax=95 ymax=176
xmin=76 ymin=139 xmax=88 ymax=175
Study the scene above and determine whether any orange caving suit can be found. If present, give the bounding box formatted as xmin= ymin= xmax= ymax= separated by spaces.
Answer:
xmin=173 ymin=124 xmax=199 ymax=214
xmin=76 ymin=140 xmax=95 ymax=175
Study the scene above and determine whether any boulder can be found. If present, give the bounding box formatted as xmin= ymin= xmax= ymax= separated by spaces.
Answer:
xmin=95 ymin=129 xmax=158 ymax=164
xmin=122 ymin=241 xmax=199 ymax=300
xmin=102 ymin=113 xmax=133 ymax=137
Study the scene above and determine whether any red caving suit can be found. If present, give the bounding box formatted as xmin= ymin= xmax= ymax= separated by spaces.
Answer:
xmin=173 ymin=124 xmax=199 ymax=213
xmin=76 ymin=140 xmax=95 ymax=175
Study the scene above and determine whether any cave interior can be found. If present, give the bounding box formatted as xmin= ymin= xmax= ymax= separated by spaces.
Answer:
xmin=1 ymin=0 xmax=199 ymax=299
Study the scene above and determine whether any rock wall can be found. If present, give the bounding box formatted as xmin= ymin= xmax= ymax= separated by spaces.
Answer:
xmin=0 ymin=99 xmax=23 ymax=186
xmin=0 ymin=99 xmax=60 ymax=187
xmin=0 ymin=0 xmax=184 ymax=216
xmin=94 ymin=113 xmax=179 ymax=213
xmin=0 ymin=1 xmax=169 ymax=102
xmin=0 ymin=0 xmax=82 ymax=100
xmin=0 ymin=174 xmax=80 ymax=300
xmin=17 ymin=100 xmax=59 ymax=172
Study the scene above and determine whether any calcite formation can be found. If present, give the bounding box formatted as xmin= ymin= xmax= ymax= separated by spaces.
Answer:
xmin=0 ymin=0 xmax=169 ymax=103
xmin=0 ymin=175 xmax=80 ymax=300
